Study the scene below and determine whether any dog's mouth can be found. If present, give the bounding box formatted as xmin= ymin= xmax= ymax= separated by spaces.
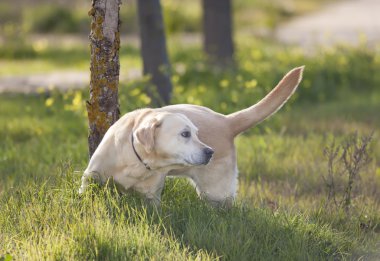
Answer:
xmin=184 ymin=156 xmax=213 ymax=166
xmin=184 ymin=159 xmax=203 ymax=166
xmin=181 ymin=147 xmax=214 ymax=166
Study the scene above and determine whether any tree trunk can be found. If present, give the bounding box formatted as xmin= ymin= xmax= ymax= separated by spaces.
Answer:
xmin=87 ymin=0 xmax=121 ymax=157
xmin=202 ymin=0 xmax=234 ymax=66
xmin=137 ymin=0 xmax=172 ymax=106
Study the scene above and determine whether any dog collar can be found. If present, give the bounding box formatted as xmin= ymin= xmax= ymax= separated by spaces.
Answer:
xmin=131 ymin=134 xmax=151 ymax=170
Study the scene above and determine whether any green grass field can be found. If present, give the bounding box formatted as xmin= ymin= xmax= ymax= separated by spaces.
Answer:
xmin=1 ymin=39 xmax=380 ymax=260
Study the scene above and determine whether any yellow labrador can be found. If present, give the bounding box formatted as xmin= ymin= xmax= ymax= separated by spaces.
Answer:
xmin=79 ymin=111 xmax=214 ymax=205
xmin=79 ymin=66 xmax=304 ymax=206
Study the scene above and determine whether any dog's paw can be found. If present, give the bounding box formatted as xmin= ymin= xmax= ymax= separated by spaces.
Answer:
xmin=78 ymin=187 xmax=85 ymax=194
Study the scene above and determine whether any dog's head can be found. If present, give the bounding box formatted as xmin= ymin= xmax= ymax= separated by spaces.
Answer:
xmin=134 ymin=112 xmax=214 ymax=168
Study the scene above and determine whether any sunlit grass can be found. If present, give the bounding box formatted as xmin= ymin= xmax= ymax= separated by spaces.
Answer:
xmin=1 ymin=38 xmax=380 ymax=259
xmin=0 ymin=44 xmax=142 ymax=76
xmin=1 ymin=90 xmax=379 ymax=259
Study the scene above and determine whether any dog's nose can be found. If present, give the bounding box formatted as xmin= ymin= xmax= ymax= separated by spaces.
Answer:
xmin=203 ymin=148 xmax=214 ymax=158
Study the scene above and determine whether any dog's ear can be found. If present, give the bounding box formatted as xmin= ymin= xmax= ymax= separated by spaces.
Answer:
xmin=134 ymin=117 xmax=162 ymax=154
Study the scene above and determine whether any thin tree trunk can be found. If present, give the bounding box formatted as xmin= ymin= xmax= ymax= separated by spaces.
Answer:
xmin=137 ymin=0 xmax=172 ymax=106
xmin=202 ymin=0 xmax=234 ymax=66
xmin=87 ymin=0 xmax=121 ymax=157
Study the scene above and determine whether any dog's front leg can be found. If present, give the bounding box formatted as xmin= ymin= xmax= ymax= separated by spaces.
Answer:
xmin=78 ymin=171 xmax=102 ymax=194
xmin=133 ymin=173 xmax=166 ymax=207
xmin=191 ymin=156 xmax=238 ymax=208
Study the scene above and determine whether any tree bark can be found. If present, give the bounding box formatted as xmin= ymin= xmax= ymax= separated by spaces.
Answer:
xmin=87 ymin=0 xmax=121 ymax=157
xmin=202 ymin=0 xmax=234 ymax=66
xmin=137 ymin=0 xmax=172 ymax=106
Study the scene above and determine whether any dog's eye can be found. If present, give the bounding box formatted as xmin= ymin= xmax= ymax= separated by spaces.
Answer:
xmin=181 ymin=131 xmax=191 ymax=138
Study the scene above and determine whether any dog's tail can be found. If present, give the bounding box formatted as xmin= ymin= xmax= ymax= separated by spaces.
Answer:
xmin=226 ymin=66 xmax=304 ymax=137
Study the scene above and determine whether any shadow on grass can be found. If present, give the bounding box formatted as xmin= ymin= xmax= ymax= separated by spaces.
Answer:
xmin=0 ymin=173 xmax=353 ymax=260
xmin=155 ymin=180 xmax=349 ymax=260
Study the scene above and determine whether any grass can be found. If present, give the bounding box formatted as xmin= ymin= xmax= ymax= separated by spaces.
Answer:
xmin=1 ymin=91 xmax=379 ymax=260
xmin=0 ymin=44 xmax=141 ymax=76
xmin=1 ymin=38 xmax=380 ymax=259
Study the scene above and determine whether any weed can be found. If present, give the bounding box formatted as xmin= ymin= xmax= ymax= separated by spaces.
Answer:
xmin=322 ymin=132 xmax=373 ymax=216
